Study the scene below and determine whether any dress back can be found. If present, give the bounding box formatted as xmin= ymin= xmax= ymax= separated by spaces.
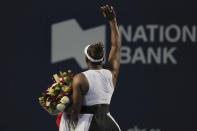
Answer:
xmin=82 ymin=69 xmax=114 ymax=106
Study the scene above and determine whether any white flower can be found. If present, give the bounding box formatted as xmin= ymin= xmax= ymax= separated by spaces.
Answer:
xmin=46 ymin=101 xmax=51 ymax=106
xmin=56 ymin=103 xmax=65 ymax=112
xmin=60 ymin=96 xmax=70 ymax=104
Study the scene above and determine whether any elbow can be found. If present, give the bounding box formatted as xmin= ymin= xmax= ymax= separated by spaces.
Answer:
xmin=115 ymin=39 xmax=122 ymax=49
xmin=112 ymin=37 xmax=121 ymax=47
xmin=118 ymin=39 xmax=121 ymax=47
xmin=116 ymin=34 xmax=121 ymax=48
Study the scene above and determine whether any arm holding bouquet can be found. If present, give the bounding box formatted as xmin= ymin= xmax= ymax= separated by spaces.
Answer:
xmin=67 ymin=73 xmax=88 ymax=124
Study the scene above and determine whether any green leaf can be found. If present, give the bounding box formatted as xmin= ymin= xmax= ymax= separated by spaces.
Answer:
xmin=60 ymin=71 xmax=63 ymax=77
xmin=68 ymin=69 xmax=72 ymax=73
xmin=42 ymin=93 xmax=46 ymax=96
xmin=55 ymin=86 xmax=60 ymax=90
xmin=58 ymin=82 xmax=63 ymax=87
xmin=39 ymin=96 xmax=44 ymax=101
xmin=48 ymin=108 xmax=53 ymax=113
xmin=54 ymin=90 xmax=60 ymax=96
xmin=65 ymin=76 xmax=71 ymax=83
xmin=63 ymin=72 xmax=67 ymax=76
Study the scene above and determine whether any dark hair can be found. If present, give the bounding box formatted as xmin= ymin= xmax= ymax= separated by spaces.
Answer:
xmin=87 ymin=42 xmax=104 ymax=65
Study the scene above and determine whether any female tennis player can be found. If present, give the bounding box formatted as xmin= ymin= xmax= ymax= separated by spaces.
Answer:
xmin=59 ymin=5 xmax=121 ymax=131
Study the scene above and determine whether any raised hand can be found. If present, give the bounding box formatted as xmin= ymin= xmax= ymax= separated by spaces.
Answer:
xmin=101 ymin=5 xmax=116 ymax=21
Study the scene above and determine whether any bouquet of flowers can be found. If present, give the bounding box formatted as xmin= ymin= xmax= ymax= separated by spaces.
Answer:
xmin=39 ymin=70 xmax=73 ymax=115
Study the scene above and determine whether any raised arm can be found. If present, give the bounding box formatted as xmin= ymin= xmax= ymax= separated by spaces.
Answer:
xmin=101 ymin=5 xmax=121 ymax=87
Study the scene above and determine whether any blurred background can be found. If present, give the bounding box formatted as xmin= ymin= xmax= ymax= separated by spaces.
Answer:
xmin=4 ymin=0 xmax=197 ymax=131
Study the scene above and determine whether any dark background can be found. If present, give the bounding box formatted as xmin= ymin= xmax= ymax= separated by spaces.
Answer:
xmin=3 ymin=0 xmax=197 ymax=131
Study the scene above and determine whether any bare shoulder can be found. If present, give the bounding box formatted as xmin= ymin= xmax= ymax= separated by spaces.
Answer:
xmin=73 ymin=73 xmax=89 ymax=95
xmin=73 ymin=73 xmax=88 ymax=84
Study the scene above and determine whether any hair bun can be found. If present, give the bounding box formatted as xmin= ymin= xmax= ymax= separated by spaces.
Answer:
xmin=88 ymin=42 xmax=104 ymax=60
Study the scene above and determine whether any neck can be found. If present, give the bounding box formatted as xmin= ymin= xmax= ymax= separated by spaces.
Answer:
xmin=88 ymin=64 xmax=103 ymax=70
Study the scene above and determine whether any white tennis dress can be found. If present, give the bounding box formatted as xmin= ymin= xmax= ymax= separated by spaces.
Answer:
xmin=59 ymin=69 xmax=121 ymax=131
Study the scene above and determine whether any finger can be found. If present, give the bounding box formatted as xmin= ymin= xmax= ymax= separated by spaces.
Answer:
xmin=108 ymin=6 xmax=113 ymax=13
xmin=102 ymin=6 xmax=108 ymax=12
xmin=106 ymin=7 xmax=112 ymax=14
xmin=110 ymin=6 xmax=114 ymax=11
xmin=101 ymin=5 xmax=106 ymax=9
xmin=106 ymin=5 xmax=110 ymax=10
xmin=101 ymin=6 xmax=107 ymax=14
xmin=103 ymin=5 xmax=109 ymax=12
xmin=109 ymin=6 xmax=113 ymax=12
xmin=101 ymin=7 xmax=107 ymax=17
xmin=110 ymin=6 xmax=115 ymax=14
xmin=100 ymin=6 xmax=104 ymax=11
xmin=104 ymin=8 xmax=110 ymax=15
